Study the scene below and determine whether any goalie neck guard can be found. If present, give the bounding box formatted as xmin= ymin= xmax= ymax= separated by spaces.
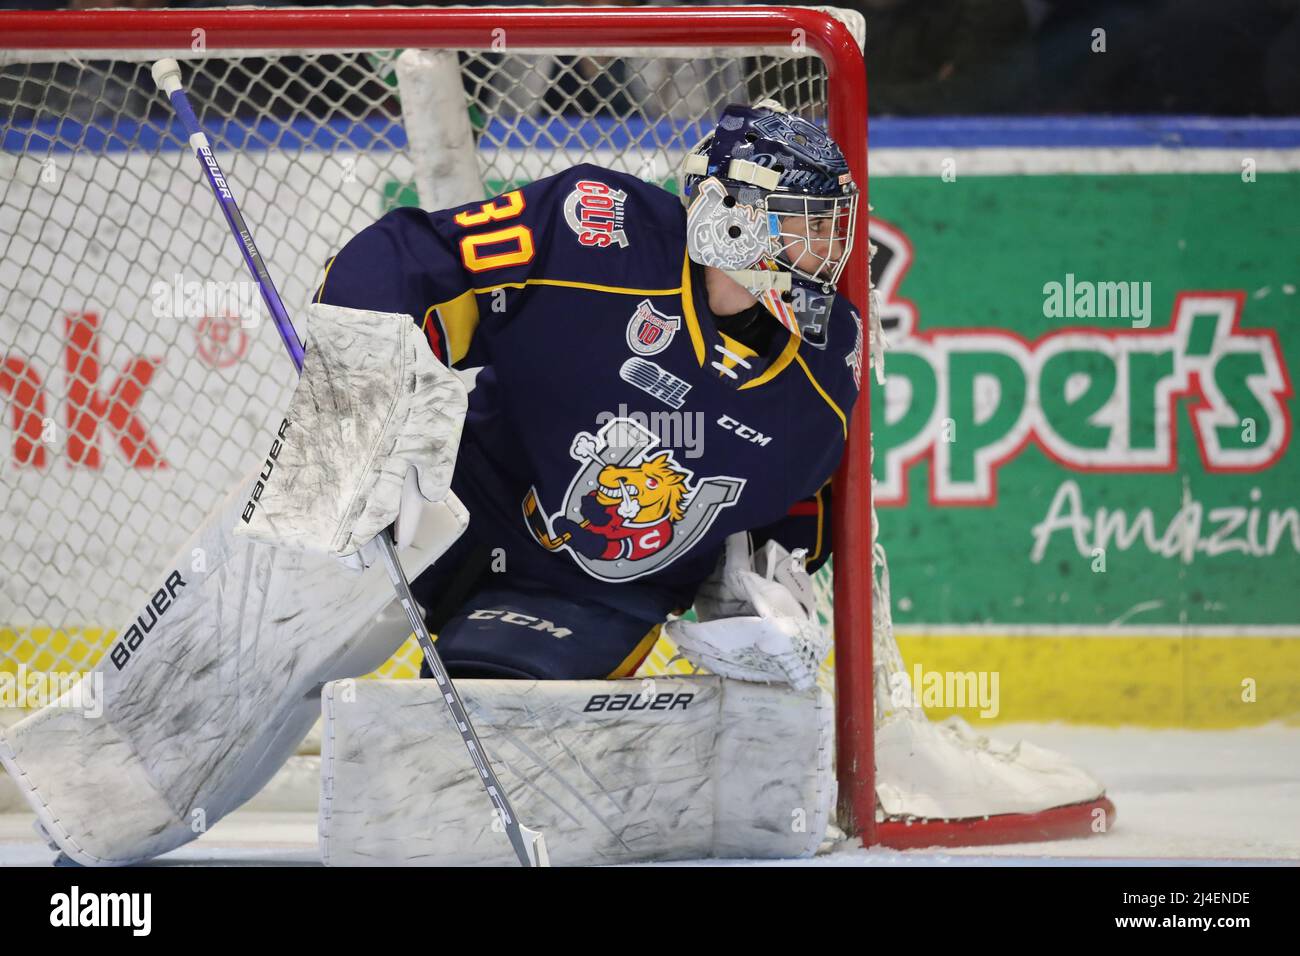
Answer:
xmin=681 ymin=101 xmax=859 ymax=348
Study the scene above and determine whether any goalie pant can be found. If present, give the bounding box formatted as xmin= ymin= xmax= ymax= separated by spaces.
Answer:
xmin=410 ymin=521 xmax=666 ymax=680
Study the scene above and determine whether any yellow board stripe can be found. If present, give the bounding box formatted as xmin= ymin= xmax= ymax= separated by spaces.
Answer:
xmin=792 ymin=352 xmax=847 ymax=437
xmin=894 ymin=632 xmax=1300 ymax=729
xmin=9 ymin=625 xmax=1298 ymax=726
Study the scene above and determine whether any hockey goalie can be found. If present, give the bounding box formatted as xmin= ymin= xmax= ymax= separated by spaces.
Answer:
xmin=0 ymin=101 xmax=1107 ymax=866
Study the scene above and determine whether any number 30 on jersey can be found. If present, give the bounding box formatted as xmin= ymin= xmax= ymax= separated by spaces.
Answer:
xmin=455 ymin=190 xmax=535 ymax=272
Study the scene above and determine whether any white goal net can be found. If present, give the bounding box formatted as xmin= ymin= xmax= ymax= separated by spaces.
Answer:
xmin=0 ymin=15 xmax=860 ymax=704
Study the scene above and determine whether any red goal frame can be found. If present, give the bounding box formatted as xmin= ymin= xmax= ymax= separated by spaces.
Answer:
xmin=0 ymin=2 xmax=878 ymax=844
xmin=4 ymin=5 xmax=1110 ymax=852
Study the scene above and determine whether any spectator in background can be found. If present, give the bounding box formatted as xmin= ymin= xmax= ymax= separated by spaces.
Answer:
xmin=9 ymin=0 xmax=1298 ymax=118
xmin=856 ymin=0 xmax=1300 ymax=116
xmin=1033 ymin=0 xmax=1300 ymax=115
xmin=860 ymin=0 xmax=1039 ymax=114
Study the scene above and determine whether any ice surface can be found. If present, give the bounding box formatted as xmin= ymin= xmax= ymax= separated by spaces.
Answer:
xmin=1 ymin=724 xmax=1296 ymax=866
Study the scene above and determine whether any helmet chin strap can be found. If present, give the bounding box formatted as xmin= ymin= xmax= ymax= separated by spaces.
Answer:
xmin=721 ymin=264 xmax=800 ymax=338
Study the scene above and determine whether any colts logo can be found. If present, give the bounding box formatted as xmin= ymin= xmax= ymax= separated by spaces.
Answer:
xmin=564 ymin=180 xmax=629 ymax=248
xmin=625 ymin=299 xmax=680 ymax=356
xmin=521 ymin=418 xmax=744 ymax=582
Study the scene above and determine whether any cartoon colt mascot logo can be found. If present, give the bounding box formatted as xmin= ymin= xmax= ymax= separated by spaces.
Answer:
xmin=522 ymin=418 xmax=744 ymax=582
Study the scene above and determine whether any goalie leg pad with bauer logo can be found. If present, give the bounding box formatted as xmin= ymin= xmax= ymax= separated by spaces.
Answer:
xmin=0 ymin=480 xmax=467 ymax=866
xmin=319 ymin=676 xmax=835 ymax=865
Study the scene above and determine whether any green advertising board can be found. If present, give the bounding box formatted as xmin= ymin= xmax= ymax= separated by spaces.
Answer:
xmin=866 ymin=124 xmax=1300 ymax=727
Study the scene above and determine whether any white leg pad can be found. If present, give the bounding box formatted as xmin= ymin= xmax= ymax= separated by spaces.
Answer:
xmin=0 ymin=478 xmax=466 ymax=866
xmin=319 ymin=676 xmax=835 ymax=865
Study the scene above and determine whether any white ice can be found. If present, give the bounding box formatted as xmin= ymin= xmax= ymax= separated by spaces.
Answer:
xmin=2 ymin=724 xmax=1297 ymax=866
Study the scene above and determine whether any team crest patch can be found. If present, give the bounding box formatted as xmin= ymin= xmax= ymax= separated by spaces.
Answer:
xmin=521 ymin=418 xmax=744 ymax=582
xmin=625 ymin=299 xmax=680 ymax=355
xmin=564 ymin=179 xmax=629 ymax=248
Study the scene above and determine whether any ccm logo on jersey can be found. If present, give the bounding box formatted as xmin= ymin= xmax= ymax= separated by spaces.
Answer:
xmin=718 ymin=415 xmax=772 ymax=446
xmin=564 ymin=180 xmax=629 ymax=248
xmin=467 ymin=608 xmax=573 ymax=638
xmin=109 ymin=570 xmax=186 ymax=670
xmin=583 ymin=692 xmax=694 ymax=713
xmin=241 ymin=417 xmax=290 ymax=523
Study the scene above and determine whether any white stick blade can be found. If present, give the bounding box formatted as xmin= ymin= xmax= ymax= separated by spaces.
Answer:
xmin=521 ymin=827 xmax=550 ymax=868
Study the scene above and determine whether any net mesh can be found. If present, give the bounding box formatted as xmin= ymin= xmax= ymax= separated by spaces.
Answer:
xmin=0 ymin=43 xmax=845 ymax=705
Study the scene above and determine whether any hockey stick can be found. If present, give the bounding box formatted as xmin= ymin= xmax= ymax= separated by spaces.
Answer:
xmin=151 ymin=59 xmax=548 ymax=868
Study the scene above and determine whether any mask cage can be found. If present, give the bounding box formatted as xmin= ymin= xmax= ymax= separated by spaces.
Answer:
xmin=765 ymin=191 xmax=859 ymax=289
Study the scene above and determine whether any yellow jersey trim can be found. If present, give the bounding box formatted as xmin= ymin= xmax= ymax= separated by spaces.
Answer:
xmin=419 ymin=276 xmax=681 ymax=365
xmin=471 ymin=277 xmax=681 ymax=298
xmin=679 ymin=252 xmax=707 ymax=366
xmin=793 ymin=352 xmax=848 ymax=438
xmin=811 ymin=483 xmax=827 ymax=562
xmin=739 ymin=330 xmax=800 ymax=390
xmin=314 ymin=255 xmax=337 ymax=304
xmin=681 ymin=251 xmax=798 ymax=387
xmin=607 ymin=624 xmax=664 ymax=679
xmin=425 ymin=290 xmax=480 ymax=366
xmin=716 ymin=333 xmax=757 ymax=372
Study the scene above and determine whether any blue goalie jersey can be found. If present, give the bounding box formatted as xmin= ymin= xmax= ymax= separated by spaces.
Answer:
xmin=317 ymin=163 xmax=863 ymax=624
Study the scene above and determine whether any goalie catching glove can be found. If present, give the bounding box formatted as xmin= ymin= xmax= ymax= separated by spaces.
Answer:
xmin=235 ymin=301 xmax=468 ymax=566
xmin=665 ymin=533 xmax=830 ymax=691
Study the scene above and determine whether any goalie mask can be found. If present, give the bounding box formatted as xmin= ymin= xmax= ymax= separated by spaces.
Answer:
xmin=681 ymin=100 xmax=859 ymax=348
